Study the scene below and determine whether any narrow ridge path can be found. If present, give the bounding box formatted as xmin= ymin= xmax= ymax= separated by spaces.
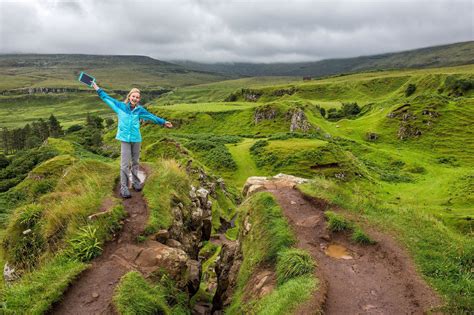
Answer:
xmin=266 ymin=184 xmax=442 ymax=315
xmin=50 ymin=171 xmax=149 ymax=315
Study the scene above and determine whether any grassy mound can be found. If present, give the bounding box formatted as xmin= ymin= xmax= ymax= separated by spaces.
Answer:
xmin=227 ymin=192 xmax=319 ymax=314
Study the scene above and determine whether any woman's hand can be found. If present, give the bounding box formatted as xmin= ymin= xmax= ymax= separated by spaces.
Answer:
xmin=92 ymin=82 xmax=99 ymax=91
xmin=164 ymin=121 xmax=173 ymax=128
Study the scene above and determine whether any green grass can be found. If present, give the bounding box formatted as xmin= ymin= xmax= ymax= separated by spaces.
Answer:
xmin=351 ymin=227 xmax=376 ymax=245
xmin=0 ymin=154 xmax=125 ymax=312
xmin=325 ymin=211 xmax=352 ymax=232
xmin=156 ymin=102 xmax=258 ymax=112
xmin=113 ymin=271 xmax=172 ymax=315
xmin=226 ymin=138 xmax=267 ymax=188
xmin=226 ymin=193 xmax=320 ymax=314
xmin=1 ymin=254 xmax=88 ymax=314
xmin=276 ymin=248 xmax=316 ymax=285
xmin=254 ymin=276 xmax=318 ymax=315
xmin=299 ymin=177 xmax=473 ymax=313
xmin=142 ymin=160 xmax=191 ymax=234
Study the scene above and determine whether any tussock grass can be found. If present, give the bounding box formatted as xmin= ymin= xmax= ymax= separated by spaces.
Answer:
xmin=351 ymin=227 xmax=376 ymax=245
xmin=142 ymin=160 xmax=191 ymax=234
xmin=254 ymin=276 xmax=318 ymax=315
xmin=227 ymin=193 xmax=319 ymax=314
xmin=1 ymin=157 xmax=124 ymax=312
xmin=1 ymin=254 xmax=88 ymax=314
xmin=113 ymin=271 xmax=171 ymax=315
xmin=276 ymin=248 xmax=316 ymax=285
xmin=325 ymin=211 xmax=352 ymax=232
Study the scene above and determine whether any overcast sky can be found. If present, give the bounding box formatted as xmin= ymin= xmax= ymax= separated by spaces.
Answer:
xmin=0 ymin=0 xmax=473 ymax=63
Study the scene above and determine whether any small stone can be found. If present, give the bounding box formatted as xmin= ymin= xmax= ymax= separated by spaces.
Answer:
xmin=22 ymin=229 xmax=32 ymax=235
xmin=320 ymin=234 xmax=331 ymax=241
xmin=92 ymin=292 xmax=99 ymax=298
xmin=290 ymin=201 xmax=297 ymax=205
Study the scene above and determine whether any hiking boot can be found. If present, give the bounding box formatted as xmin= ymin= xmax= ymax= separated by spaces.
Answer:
xmin=132 ymin=183 xmax=143 ymax=192
xmin=120 ymin=188 xmax=132 ymax=198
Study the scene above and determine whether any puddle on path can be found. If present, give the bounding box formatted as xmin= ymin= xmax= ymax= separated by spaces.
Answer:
xmin=325 ymin=244 xmax=353 ymax=260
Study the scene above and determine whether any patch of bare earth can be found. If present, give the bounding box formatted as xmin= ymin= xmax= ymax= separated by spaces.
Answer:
xmin=265 ymin=183 xmax=442 ymax=315
xmin=49 ymin=171 xmax=149 ymax=315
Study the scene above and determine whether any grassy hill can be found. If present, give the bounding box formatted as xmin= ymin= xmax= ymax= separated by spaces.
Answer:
xmin=174 ymin=41 xmax=474 ymax=77
xmin=132 ymin=64 xmax=473 ymax=311
xmin=0 ymin=54 xmax=233 ymax=128
xmin=0 ymin=61 xmax=473 ymax=313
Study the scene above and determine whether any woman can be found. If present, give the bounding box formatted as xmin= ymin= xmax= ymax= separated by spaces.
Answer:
xmin=92 ymin=82 xmax=173 ymax=198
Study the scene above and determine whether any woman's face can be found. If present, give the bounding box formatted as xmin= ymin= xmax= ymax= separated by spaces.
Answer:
xmin=129 ymin=92 xmax=140 ymax=106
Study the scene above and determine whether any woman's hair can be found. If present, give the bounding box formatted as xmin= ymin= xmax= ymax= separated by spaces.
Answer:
xmin=124 ymin=88 xmax=141 ymax=103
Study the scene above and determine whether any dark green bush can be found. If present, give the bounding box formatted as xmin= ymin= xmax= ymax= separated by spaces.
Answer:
xmin=380 ymin=172 xmax=413 ymax=183
xmin=405 ymin=84 xmax=417 ymax=97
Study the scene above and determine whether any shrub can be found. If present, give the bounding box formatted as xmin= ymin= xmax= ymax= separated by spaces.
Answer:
xmin=249 ymin=139 xmax=268 ymax=154
xmin=405 ymin=84 xmax=416 ymax=97
xmin=380 ymin=172 xmax=413 ymax=183
xmin=276 ymin=248 xmax=316 ymax=285
xmin=406 ymin=165 xmax=426 ymax=174
xmin=67 ymin=124 xmax=83 ymax=133
xmin=325 ymin=211 xmax=352 ymax=232
xmin=319 ymin=107 xmax=326 ymax=117
xmin=436 ymin=156 xmax=459 ymax=167
xmin=0 ymin=154 xmax=9 ymax=168
xmin=341 ymin=102 xmax=361 ymax=116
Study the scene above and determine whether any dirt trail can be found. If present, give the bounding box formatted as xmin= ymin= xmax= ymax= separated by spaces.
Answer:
xmin=266 ymin=184 xmax=442 ymax=315
xmin=50 ymin=171 xmax=149 ymax=315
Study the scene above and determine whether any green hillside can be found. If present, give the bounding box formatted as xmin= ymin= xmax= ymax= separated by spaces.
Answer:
xmin=174 ymin=41 xmax=474 ymax=77
xmin=0 ymin=63 xmax=473 ymax=313
xmin=0 ymin=54 xmax=232 ymax=128
xmin=137 ymin=65 xmax=473 ymax=311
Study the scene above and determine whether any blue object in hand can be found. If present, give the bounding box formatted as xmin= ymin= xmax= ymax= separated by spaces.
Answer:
xmin=78 ymin=72 xmax=95 ymax=87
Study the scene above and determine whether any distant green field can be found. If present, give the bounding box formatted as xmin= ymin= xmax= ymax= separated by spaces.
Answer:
xmin=156 ymin=102 xmax=258 ymax=112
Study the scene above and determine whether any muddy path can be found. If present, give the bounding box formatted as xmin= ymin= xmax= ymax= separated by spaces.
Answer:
xmin=266 ymin=184 xmax=442 ymax=315
xmin=49 ymin=171 xmax=149 ymax=315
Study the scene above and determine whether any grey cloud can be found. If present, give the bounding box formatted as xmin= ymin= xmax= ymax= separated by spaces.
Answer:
xmin=0 ymin=0 xmax=472 ymax=62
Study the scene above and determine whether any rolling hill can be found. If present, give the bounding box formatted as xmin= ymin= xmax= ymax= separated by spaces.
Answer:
xmin=173 ymin=41 xmax=474 ymax=77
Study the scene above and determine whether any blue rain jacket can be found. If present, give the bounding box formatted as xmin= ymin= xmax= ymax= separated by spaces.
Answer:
xmin=97 ymin=88 xmax=166 ymax=142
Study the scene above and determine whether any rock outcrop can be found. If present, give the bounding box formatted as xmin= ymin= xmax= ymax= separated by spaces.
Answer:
xmin=254 ymin=105 xmax=278 ymax=124
xmin=112 ymin=240 xmax=201 ymax=294
xmin=288 ymin=108 xmax=313 ymax=132
xmin=242 ymin=174 xmax=310 ymax=197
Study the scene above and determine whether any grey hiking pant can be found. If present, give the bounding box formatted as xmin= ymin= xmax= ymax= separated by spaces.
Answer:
xmin=120 ymin=141 xmax=141 ymax=194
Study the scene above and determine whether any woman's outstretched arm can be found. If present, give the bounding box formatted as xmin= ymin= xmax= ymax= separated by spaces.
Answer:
xmin=92 ymin=82 xmax=126 ymax=114
xmin=139 ymin=107 xmax=173 ymax=128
